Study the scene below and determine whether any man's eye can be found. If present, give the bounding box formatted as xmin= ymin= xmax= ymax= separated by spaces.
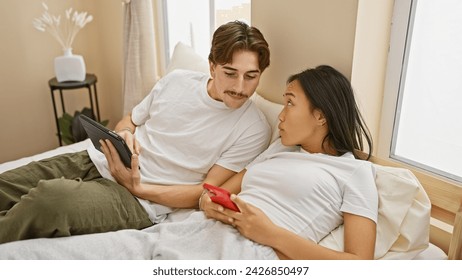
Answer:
xmin=225 ymin=72 xmax=236 ymax=77
xmin=245 ymin=75 xmax=257 ymax=80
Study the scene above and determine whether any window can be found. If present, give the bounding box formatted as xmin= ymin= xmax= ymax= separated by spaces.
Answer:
xmin=161 ymin=0 xmax=251 ymax=64
xmin=383 ymin=0 xmax=462 ymax=182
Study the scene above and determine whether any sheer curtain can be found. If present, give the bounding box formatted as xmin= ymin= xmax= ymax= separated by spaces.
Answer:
xmin=122 ymin=0 xmax=159 ymax=115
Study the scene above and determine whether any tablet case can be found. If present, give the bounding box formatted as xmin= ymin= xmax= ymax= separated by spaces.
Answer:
xmin=79 ymin=114 xmax=133 ymax=168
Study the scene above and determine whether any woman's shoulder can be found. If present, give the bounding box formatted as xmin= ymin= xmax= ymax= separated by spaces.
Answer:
xmin=246 ymin=138 xmax=298 ymax=168
xmin=263 ymin=138 xmax=299 ymax=156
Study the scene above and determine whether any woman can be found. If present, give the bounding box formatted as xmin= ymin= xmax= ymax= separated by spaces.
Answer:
xmin=200 ymin=65 xmax=377 ymax=260
xmin=0 ymin=65 xmax=377 ymax=260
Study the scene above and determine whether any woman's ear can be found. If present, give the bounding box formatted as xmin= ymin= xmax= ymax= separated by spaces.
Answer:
xmin=314 ymin=109 xmax=327 ymax=126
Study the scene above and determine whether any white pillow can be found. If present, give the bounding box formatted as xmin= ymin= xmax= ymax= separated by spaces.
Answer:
xmin=319 ymin=164 xmax=431 ymax=259
xmin=250 ymin=93 xmax=283 ymax=144
xmin=166 ymin=42 xmax=210 ymax=74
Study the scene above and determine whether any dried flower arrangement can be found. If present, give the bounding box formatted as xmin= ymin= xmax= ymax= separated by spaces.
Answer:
xmin=33 ymin=2 xmax=93 ymax=50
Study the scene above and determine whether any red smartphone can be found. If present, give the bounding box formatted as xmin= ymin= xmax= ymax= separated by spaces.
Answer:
xmin=203 ymin=183 xmax=240 ymax=212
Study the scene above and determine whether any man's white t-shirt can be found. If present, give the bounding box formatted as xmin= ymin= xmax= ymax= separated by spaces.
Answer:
xmin=88 ymin=69 xmax=271 ymax=221
xmin=240 ymin=139 xmax=378 ymax=243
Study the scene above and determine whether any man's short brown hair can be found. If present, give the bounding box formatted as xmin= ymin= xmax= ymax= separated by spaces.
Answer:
xmin=208 ymin=21 xmax=270 ymax=72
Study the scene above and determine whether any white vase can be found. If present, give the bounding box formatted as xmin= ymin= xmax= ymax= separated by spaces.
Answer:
xmin=54 ymin=48 xmax=86 ymax=82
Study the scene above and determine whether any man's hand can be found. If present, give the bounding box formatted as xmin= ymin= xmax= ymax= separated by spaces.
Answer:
xmin=116 ymin=129 xmax=141 ymax=155
xmin=100 ymin=139 xmax=144 ymax=196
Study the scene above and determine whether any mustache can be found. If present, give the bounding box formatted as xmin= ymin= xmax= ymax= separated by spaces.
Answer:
xmin=225 ymin=91 xmax=249 ymax=99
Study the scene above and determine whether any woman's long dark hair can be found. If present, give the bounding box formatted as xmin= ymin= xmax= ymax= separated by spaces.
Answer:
xmin=287 ymin=65 xmax=373 ymax=159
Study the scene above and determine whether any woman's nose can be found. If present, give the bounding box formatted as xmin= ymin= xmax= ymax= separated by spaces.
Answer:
xmin=278 ymin=108 xmax=285 ymax=121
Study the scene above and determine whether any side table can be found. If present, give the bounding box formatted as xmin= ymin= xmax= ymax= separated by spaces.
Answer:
xmin=49 ymin=73 xmax=101 ymax=146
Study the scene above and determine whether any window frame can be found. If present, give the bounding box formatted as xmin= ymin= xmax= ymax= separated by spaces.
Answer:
xmin=157 ymin=0 xmax=250 ymax=74
xmin=378 ymin=0 xmax=411 ymax=160
xmin=379 ymin=0 xmax=462 ymax=188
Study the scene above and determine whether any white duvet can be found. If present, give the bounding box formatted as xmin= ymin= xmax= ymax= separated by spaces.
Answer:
xmin=0 ymin=209 xmax=277 ymax=260
xmin=0 ymin=138 xmax=443 ymax=260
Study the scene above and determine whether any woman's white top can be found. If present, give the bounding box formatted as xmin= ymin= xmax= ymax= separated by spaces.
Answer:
xmin=241 ymin=139 xmax=378 ymax=243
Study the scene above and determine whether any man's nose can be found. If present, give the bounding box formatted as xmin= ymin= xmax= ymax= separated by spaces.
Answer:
xmin=233 ymin=76 xmax=244 ymax=93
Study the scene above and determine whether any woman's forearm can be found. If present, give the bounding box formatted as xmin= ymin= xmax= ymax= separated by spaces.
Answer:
xmin=266 ymin=226 xmax=362 ymax=260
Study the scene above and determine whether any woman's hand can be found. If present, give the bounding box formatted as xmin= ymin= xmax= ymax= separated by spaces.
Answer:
xmin=199 ymin=190 xmax=236 ymax=224
xmin=222 ymin=195 xmax=277 ymax=246
xmin=100 ymin=139 xmax=144 ymax=196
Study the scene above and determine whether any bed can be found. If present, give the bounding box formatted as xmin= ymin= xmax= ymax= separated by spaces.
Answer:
xmin=0 ymin=42 xmax=459 ymax=260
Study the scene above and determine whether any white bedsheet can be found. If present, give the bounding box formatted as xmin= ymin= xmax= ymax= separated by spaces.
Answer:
xmin=0 ymin=139 xmax=92 ymax=173
xmin=0 ymin=209 xmax=278 ymax=260
xmin=0 ymin=140 xmax=447 ymax=260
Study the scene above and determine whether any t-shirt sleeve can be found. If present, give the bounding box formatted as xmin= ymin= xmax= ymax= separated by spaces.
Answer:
xmin=131 ymin=75 xmax=167 ymax=126
xmin=340 ymin=162 xmax=378 ymax=223
xmin=215 ymin=118 xmax=271 ymax=172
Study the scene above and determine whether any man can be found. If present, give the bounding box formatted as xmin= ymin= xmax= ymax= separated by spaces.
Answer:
xmin=0 ymin=21 xmax=271 ymax=244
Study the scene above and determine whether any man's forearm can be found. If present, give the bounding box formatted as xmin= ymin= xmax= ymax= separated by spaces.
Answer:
xmin=136 ymin=183 xmax=204 ymax=209
xmin=131 ymin=164 xmax=237 ymax=209
xmin=115 ymin=114 xmax=136 ymax=134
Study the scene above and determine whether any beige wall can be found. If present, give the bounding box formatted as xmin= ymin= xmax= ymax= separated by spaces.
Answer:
xmin=0 ymin=0 xmax=393 ymax=163
xmin=252 ymin=0 xmax=394 ymax=156
xmin=252 ymin=0 xmax=359 ymax=104
xmin=0 ymin=0 xmax=123 ymax=163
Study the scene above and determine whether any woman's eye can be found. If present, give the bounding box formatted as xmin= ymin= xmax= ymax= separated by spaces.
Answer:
xmin=287 ymin=100 xmax=293 ymax=106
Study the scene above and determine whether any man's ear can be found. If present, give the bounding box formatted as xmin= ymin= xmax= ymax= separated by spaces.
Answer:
xmin=209 ymin=61 xmax=216 ymax=77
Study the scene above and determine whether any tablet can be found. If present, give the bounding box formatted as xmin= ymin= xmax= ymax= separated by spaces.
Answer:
xmin=79 ymin=114 xmax=133 ymax=168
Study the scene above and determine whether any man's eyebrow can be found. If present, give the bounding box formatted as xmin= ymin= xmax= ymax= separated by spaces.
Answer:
xmin=222 ymin=66 xmax=260 ymax=74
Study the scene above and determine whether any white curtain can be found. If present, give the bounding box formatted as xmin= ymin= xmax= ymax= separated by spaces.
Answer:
xmin=122 ymin=0 xmax=158 ymax=115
